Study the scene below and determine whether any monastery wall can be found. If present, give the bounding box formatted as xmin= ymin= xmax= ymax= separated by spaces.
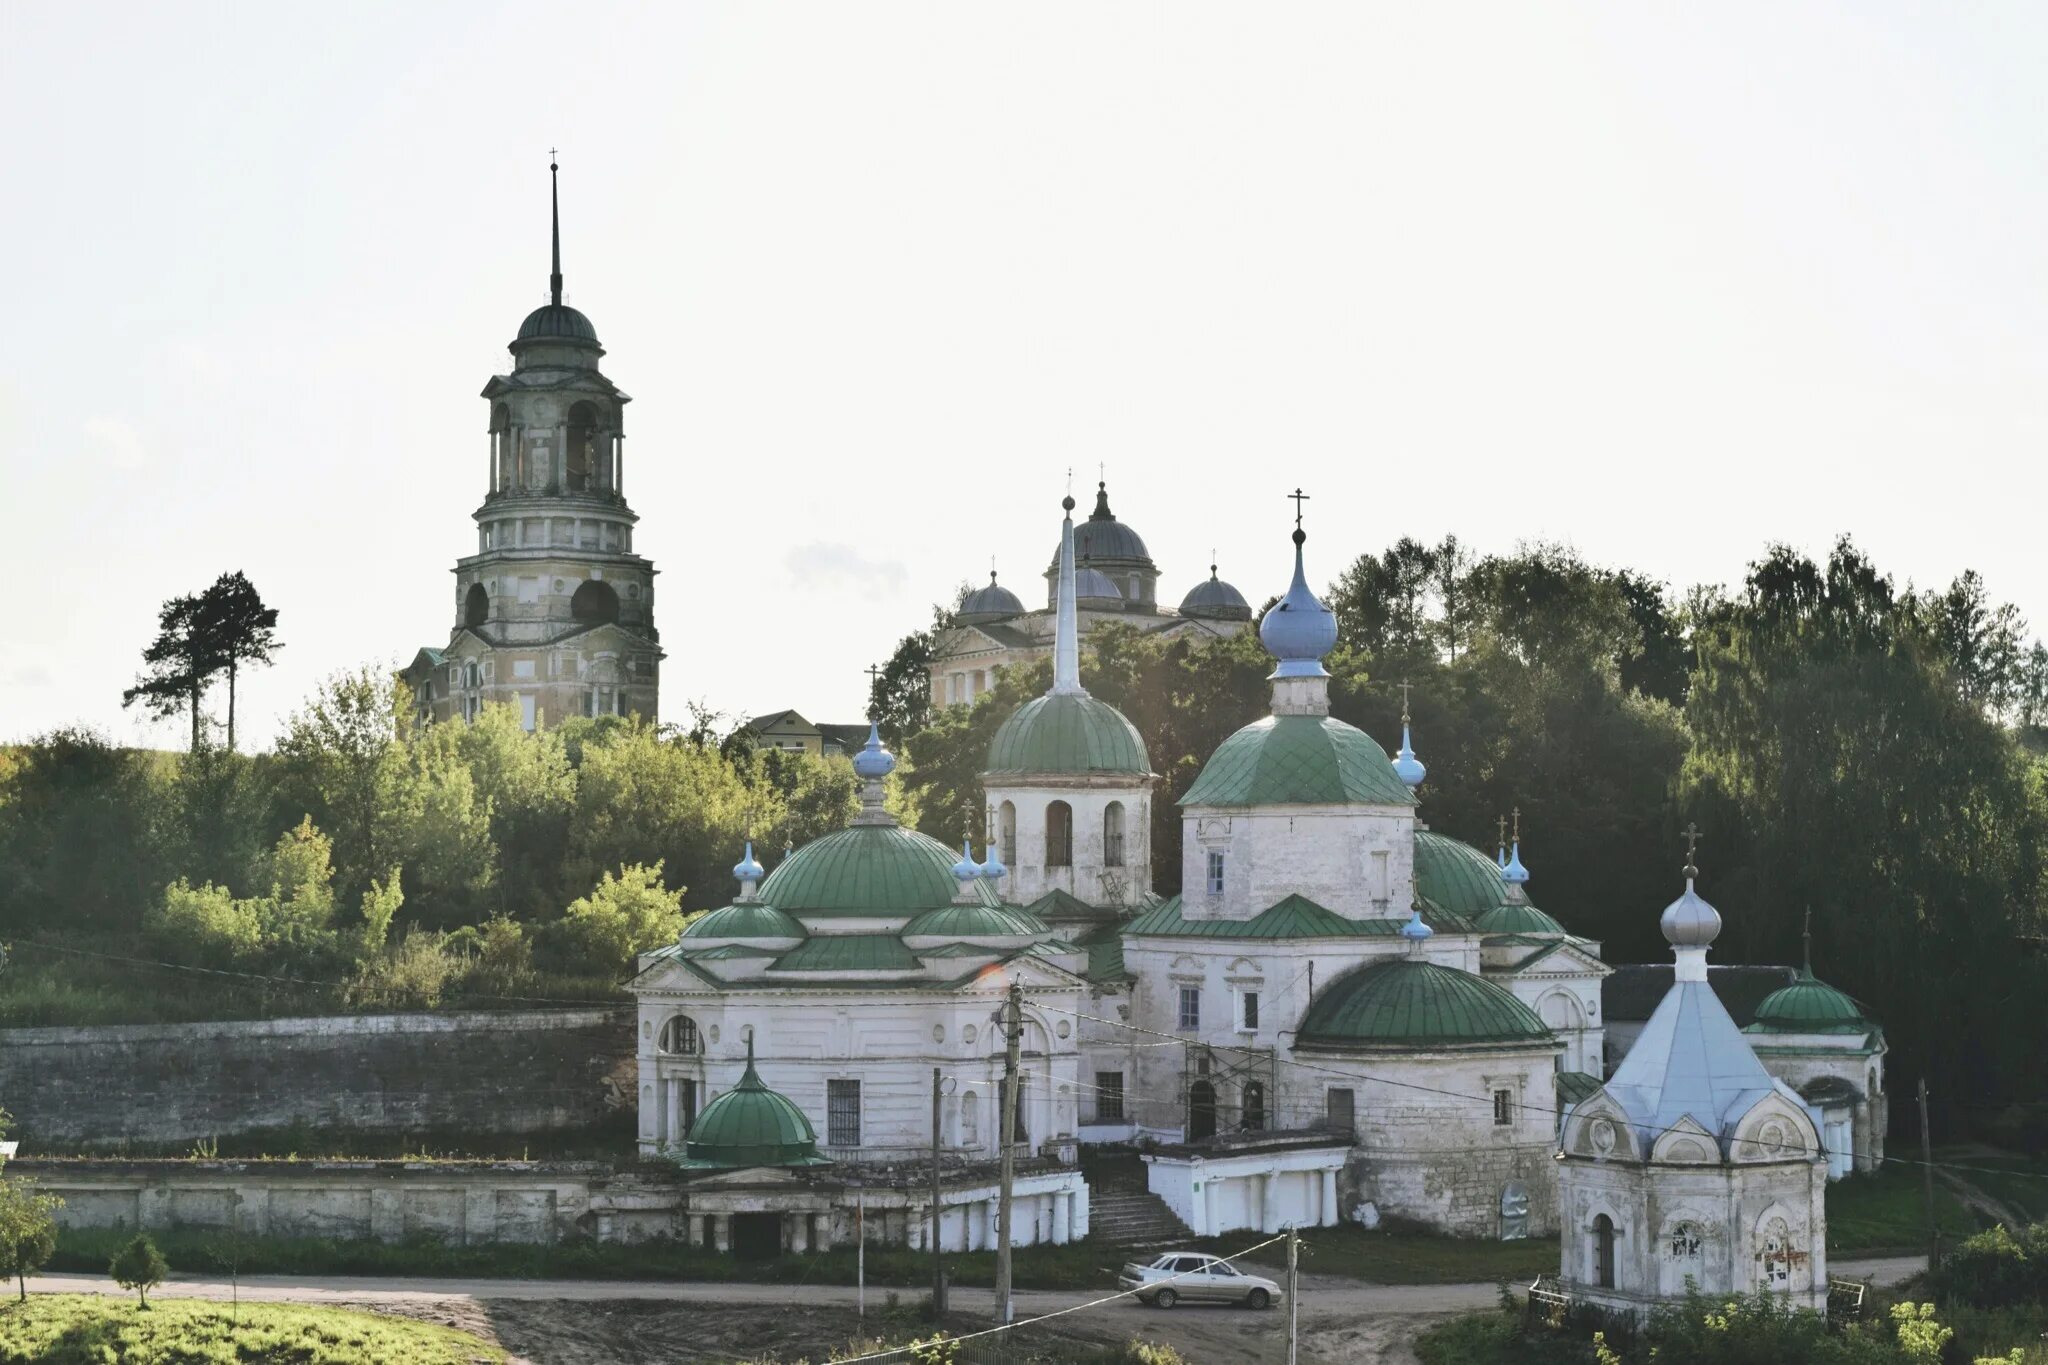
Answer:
xmin=0 ymin=1009 xmax=636 ymax=1150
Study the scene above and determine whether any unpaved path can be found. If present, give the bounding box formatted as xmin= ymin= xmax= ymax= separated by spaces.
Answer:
xmin=23 ymin=1258 xmax=1924 ymax=1364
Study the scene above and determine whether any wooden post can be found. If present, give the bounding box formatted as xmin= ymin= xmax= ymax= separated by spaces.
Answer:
xmin=1285 ymin=1224 xmax=1299 ymax=1365
xmin=930 ymin=1067 xmax=947 ymax=1316
xmin=857 ymin=1186 xmax=865 ymax=1321
xmin=1919 ymin=1078 xmax=1939 ymax=1269
xmin=997 ymin=981 xmax=1023 ymax=1324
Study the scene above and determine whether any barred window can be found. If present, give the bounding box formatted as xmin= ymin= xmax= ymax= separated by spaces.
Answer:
xmin=657 ymin=1015 xmax=699 ymax=1055
xmin=827 ymin=1079 xmax=861 ymax=1148
xmin=1094 ymin=1072 xmax=1125 ymax=1123
xmin=1493 ymin=1088 xmax=1513 ymax=1126
xmin=1206 ymin=850 xmax=1226 ymax=896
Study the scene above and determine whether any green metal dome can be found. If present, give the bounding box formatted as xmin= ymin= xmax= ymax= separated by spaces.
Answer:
xmin=1746 ymin=970 xmax=1873 ymax=1035
xmin=1297 ymin=959 xmax=1553 ymax=1048
xmin=673 ymin=1041 xmax=830 ymax=1169
xmin=683 ymin=902 xmax=807 ymax=940
xmin=1414 ymin=832 xmax=1514 ymax=918
xmin=902 ymin=903 xmax=1049 ymax=938
xmin=986 ymin=692 xmax=1151 ymax=777
xmin=758 ymin=824 xmax=1001 ymax=918
xmin=1182 ymin=715 xmax=1417 ymax=808
xmin=1474 ymin=900 xmax=1566 ymax=936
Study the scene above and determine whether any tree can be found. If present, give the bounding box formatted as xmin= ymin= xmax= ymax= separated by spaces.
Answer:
xmin=195 ymin=571 xmax=282 ymax=754
xmin=0 ymin=1176 xmax=62 ymax=1302
xmin=560 ymin=862 xmax=685 ymax=974
xmin=123 ymin=594 xmax=218 ymax=751
xmin=272 ymin=667 xmax=410 ymax=910
xmin=109 ymin=1232 xmax=168 ymax=1308
xmin=872 ymin=599 xmax=958 ymax=741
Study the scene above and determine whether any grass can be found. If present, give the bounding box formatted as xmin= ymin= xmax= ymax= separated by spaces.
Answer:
xmin=1825 ymin=1162 xmax=1981 ymax=1255
xmin=1207 ymin=1223 xmax=1560 ymax=1285
xmin=1940 ymin=1152 xmax=2048 ymax=1225
xmin=0 ymin=1293 xmax=503 ymax=1364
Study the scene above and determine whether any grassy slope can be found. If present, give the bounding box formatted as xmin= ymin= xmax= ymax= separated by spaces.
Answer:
xmin=1210 ymin=1225 xmax=1560 ymax=1285
xmin=1826 ymin=1163 xmax=1980 ymax=1254
xmin=0 ymin=1294 xmax=502 ymax=1364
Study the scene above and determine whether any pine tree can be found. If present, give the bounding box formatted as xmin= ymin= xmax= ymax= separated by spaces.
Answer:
xmin=123 ymin=594 xmax=217 ymax=751
xmin=197 ymin=571 xmax=282 ymax=753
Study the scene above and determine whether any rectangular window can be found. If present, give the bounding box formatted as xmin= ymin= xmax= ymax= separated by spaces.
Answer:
xmin=1094 ymin=1072 xmax=1125 ymax=1123
xmin=827 ymin=1079 xmax=862 ymax=1148
xmin=1326 ymin=1087 xmax=1356 ymax=1134
xmin=1178 ymin=986 xmax=1201 ymax=1032
xmin=512 ymin=659 xmax=536 ymax=680
xmin=1206 ymin=850 xmax=1226 ymax=896
xmin=519 ymin=694 xmax=537 ymax=731
xmin=1493 ymin=1088 xmax=1513 ymax=1126
xmin=1238 ymin=991 xmax=1260 ymax=1032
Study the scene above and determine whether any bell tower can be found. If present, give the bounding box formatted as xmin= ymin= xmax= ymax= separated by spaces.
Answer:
xmin=403 ymin=158 xmax=663 ymax=729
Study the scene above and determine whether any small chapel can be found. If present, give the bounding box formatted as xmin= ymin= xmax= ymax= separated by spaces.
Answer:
xmin=403 ymin=162 xmax=663 ymax=729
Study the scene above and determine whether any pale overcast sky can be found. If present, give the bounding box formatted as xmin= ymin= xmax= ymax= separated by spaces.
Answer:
xmin=3 ymin=3 xmax=2043 ymax=748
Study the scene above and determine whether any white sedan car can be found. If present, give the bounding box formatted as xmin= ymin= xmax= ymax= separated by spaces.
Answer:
xmin=1117 ymin=1251 xmax=1284 ymax=1309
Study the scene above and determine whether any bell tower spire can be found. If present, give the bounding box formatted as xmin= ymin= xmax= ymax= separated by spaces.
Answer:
xmin=549 ymin=151 xmax=564 ymax=307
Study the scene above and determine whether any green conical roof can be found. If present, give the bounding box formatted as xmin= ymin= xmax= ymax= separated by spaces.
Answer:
xmin=683 ymin=902 xmax=807 ymax=940
xmin=758 ymin=824 xmax=1001 ymax=918
xmin=986 ymin=692 xmax=1151 ymax=777
xmin=1297 ymin=959 xmax=1552 ymax=1048
xmin=674 ymin=1040 xmax=830 ymax=1169
xmin=1745 ymin=970 xmax=1873 ymax=1035
xmin=1182 ymin=715 xmax=1416 ymax=808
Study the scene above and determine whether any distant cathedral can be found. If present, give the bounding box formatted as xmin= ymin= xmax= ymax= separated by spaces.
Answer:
xmin=403 ymin=163 xmax=662 ymax=729
xmin=927 ymin=480 xmax=1253 ymax=707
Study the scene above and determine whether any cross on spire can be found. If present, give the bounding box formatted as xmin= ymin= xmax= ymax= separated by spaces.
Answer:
xmin=1802 ymin=907 xmax=1813 ymax=975
xmin=1682 ymin=822 xmax=1703 ymax=878
xmin=1287 ymin=487 xmax=1310 ymax=529
xmin=1496 ymin=814 xmax=1508 ymax=851
xmin=1399 ymin=679 xmax=1413 ymax=724
xmin=1511 ymin=806 xmax=1521 ymax=841
xmin=548 ymin=152 xmax=563 ymax=307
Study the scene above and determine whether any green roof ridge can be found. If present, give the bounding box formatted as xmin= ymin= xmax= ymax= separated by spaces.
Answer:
xmin=1124 ymin=894 xmax=1409 ymax=941
xmin=771 ymin=934 xmax=921 ymax=973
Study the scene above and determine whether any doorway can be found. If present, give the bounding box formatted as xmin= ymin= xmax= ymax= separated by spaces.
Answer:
xmin=1188 ymin=1081 xmax=1217 ymax=1142
xmin=732 ymin=1212 xmax=783 ymax=1261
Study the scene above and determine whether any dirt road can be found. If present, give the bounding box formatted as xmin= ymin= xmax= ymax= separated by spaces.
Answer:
xmin=23 ymin=1257 xmax=1925 ymax=1365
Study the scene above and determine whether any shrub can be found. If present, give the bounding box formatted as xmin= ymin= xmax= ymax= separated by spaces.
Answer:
xmin=109 ymin=1233 xmax=168 ymax=1308
xmin=1929 ymin=1224 xmax=2048 ymax=1310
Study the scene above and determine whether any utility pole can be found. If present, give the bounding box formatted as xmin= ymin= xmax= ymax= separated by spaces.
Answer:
xmin=857 ymin=1185 xmax=866 ymax=1322
xmin=1919 ymin=1077 xmax=1939 ymax=1270
xmin=997 ymin=980 xmax=1023 ymax=1325
xmin=930 ymin=1066 xmax=947 ymax=1316
xmin=1285 ymin=1224 xmax=1299 ymax=1365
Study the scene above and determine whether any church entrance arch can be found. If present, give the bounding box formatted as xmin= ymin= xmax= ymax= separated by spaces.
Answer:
xmin=1592 ymin=1214 xmax=1617 ymax=1288
xmin=732 ymin=1212 xmax=783 ymax=1261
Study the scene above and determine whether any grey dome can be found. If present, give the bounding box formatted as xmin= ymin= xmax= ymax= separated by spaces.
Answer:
xmin=1180 ymin=568 xmax=1252 ymax=621
xmin=516 ymin=303 xmax=600 ymax=345
xmin=1048 ymin=482 xmax=1152 ymax=567
xmin=959 ymin=572 xmax=1025 ymax=623
xmin=1075 ymin=567 xmax=1124 ymax=608
xmin=1660 ymin=879 xmax=1722 ymax=947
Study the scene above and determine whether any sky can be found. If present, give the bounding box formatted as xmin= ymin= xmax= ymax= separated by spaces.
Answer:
xmin=3 ymin=3 xmax=2044 ymax=749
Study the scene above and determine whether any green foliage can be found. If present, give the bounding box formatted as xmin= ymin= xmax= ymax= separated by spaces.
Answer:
xmin=1928 ymin=1221 xmax=2048 ymax=1310
xmin=0 ymin=1175 xmax=62 ymax=1301
xmin=0 ymin=1294 xmax=504 ymax=1363
xmin=558 ymin=862 xmax=685 ymax=974
xmin=108 ymin=1232 xmax=168 ymax=1308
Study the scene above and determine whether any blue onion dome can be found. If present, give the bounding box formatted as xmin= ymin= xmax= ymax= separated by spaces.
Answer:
xmin=672 ymin=1037 xmax=830 ymax=1169
xmin=1502 ymin=840 xmax=1530 ymax=886
xmin=1392 ymin=723 xmax=1426 ymax=788
xmin=1296 ymin=959 xmax=1551 ymax=1048
xmin=1660 ymin=871 xmax=1722 ymax=948
xmin=1259 ymin=528 xmax=1339 ymax=678
xmin=756 ymin=823 xmax=1003 ymax=917
xmin=1180 ymin=566 xmax=1253 ymax=622
xmin=1074 ymin=567 xmax=1124 ymax=610
xmin=515 ymin=303 xmax=600 ymax=346
xmin=959 ymin=571 xmax=1025 ymax=624
xmin=852 ymin=721 xmax=896 ymax=780
xmin=952 ymin=839 xmax=982 ymax=882
xmin=683 ymin=900 xmax=806 ymax=941
xmin=732 ymin=841 xmax=766 ymax=885
xmin=979 ymin=839 xmax=1007 ymax=881
xmin=987 ymin=693 xmax=1151 ymax=776
xmin=1399 ymin=907 xmax=1434 ymax=941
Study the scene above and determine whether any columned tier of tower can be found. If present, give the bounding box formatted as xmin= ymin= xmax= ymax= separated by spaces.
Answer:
xmin=474 ymin=492 xmax=640 ymax=557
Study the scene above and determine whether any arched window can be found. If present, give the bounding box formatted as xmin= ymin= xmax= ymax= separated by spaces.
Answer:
xmin=1592 ymin=1215 xmax=1616 ymax=1289
xmin=1188 ymin=1080 xmax=1217 ymax=1142
xmin=999 ymin=802 xmax=1017 ymax=868
xmin=464 ymin=583 xmax=489 ymax=630
xmin=1759 ymin=1217 xmax=1792 ymax=1289
xmin=1241 ymin=1081 xmax=1265 ymax=1131
xmin=1103 ymin=801 xmax=1126 ymax=866
xmin=571 ymin=579 xmax=621 ymax=625
xmin=565 ymin=401 xmax=599 ymax=492
xmin=1045 ymin=801 xmax=1073 ymax=867
xmin=490 ymin=404 xmax=511 ymax=490
xmin=961 ymin=1090 xmax=980 ymax=1148
xmin=657 ymin=1015 xmax=700 ymax=1055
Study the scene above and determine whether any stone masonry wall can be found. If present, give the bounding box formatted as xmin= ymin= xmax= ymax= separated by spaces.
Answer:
xmin=0 ymin=1009 xmax=635 ymax=1149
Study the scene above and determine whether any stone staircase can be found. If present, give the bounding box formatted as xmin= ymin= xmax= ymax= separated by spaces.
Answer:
xmin=1089 ymin=1187 xmax=1193 ymax=1247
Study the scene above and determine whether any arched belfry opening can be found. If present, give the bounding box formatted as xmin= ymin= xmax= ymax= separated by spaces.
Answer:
xmin=571 ymin=579 xmax=621 ymax=625
xmin=566 ymin=401 xmax=600 ymax=492
xmin=464 ymin=583 xmax=489 ymax=630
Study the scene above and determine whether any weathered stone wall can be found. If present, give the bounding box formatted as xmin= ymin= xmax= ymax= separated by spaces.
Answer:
xmin=0 ymin=1009 xmax=635 ymax=1149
